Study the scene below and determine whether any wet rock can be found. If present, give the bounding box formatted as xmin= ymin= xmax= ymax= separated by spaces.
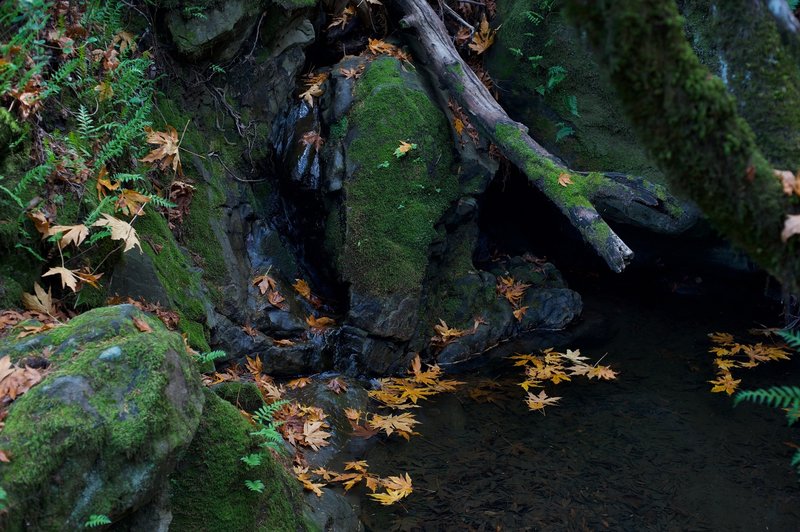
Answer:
xmin=108 ymin=248 xmax=169 ymax=305
xmin=304 ymin=489 xmax=363 ymax=532
xmin=0 ymin=305 xmax=203 ymax=530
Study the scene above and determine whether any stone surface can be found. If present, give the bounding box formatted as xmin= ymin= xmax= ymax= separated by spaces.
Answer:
xmin=166 ymin=0 xmax=263 ymax=61
xmin=0 ymin=305 xmax=204 ymax=530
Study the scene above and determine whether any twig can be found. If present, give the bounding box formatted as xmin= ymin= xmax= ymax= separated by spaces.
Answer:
xmin=210 ymin=152 xmax=268 ymax=183
xmin=245 ymin=11 xmax=267 ymax=61
xmin=440 ymin=1 xmax=475 ymax=33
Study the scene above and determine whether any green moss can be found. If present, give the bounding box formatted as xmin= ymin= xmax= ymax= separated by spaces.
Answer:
xmin=565 ymin=0 xmax=791 ymax=284
xmin=135 ymin=209 xmax=210 ymax=350
xmin=329 ymin=116 xmax=349 ymax=142
xmin=680 ymin=0 xmax=800 ymax=168
xmin=212 ymin=381 xmax=265 ymax=411
xmin=0 ymin=306 xmax=203 ymax=530
xmin=495 ymin=122 xmax=598 ymax=208
xmin=343 ymin=58 xmax=460 ymax=295
xmin=170 ymin=390 xmax=307 ymax=532
xmin=487 ymin=0 xmax=663 ymax=178
xmin=154 ymin=97 xmax=230 ymax=291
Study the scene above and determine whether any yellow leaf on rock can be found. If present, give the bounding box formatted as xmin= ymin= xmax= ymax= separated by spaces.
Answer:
xmin=558 ymin=173 xmax=574 ymax=187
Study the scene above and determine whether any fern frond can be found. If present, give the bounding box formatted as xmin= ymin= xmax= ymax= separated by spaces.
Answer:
xmin=778 ymin=329 xmax=800 ymax=350
xmin=253 ymin=399 xmax=289 ymax=425
xmin=734 ymin=386 xmax=800 ymax=409
xmin=145 ymin=193 xmax=177 ymax=209
xmin=85 ymin=514 xmax=112 ymax=527
xmin=198 ymin=350 xmax=226 ymax=364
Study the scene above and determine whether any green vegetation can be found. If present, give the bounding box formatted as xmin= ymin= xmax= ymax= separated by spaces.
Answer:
xmin=343 ymin=57 xmax=459 ymax=295
xmin=169 ymin=390 xmax=307 ymax=532
xmin=487 ymin=0 xmax=661 ymax=177
xmin=0 ymin=305 xmax=203 ymax=530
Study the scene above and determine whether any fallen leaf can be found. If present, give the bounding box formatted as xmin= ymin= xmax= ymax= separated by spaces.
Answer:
xmin=394 ymin=141 xmax=417 ymax=158
xmin=300 ymin=131 xmax=324 ymax=151
xmin=273 ymin=338 xmax=296 ymax=347
xmin=709 ymin=372 xmax=741 ymax=395
xmin=115 ymin=189 xmax=151 ymax=217
xmin=288 ymin=377 xmax=312 ymax=389
xmin=293 ymin=279 xmax=311 ymax=299
xmin=132 ymin=316 xmax=152 ymax=333
xmin=513 ymin=306 xmax=528 ymax=321
xmin=468 ymin=15 xmax=496 ymax=54
xmin=141 ymin=125 xmax=182 ymax=175
xmin=92 ymin=213 xmax=142 ymax=252
xmin=306 ymin=315 xmax=335 ymax=330
xmin=782 ymin=214 xmax=800 ymax=242
xmin=558 ymin=173 xmax=573 ymax=187
xmin=22 ymin=283 xmax=57 ymax=316
xmin=327 ymin=377 xmax=348 ymax=394
xmin=526 ymin=389 xmax=561 ymax=412
xmin=47 ymin=224 xmax=89 ymax=248
xmin=42 ymin=267 xmax=79 ymax=292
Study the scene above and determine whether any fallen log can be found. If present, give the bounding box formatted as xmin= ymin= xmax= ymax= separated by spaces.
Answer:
xmin=393 ymin=0 xmax=693 ymax=271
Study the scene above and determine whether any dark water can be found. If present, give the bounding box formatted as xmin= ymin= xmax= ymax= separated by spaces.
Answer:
xmin=349 ymin=275 xmax=800 ymax=531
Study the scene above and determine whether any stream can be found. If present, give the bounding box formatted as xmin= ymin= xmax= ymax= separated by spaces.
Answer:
xmin=328 ymin=271 xmax=800 ymax=531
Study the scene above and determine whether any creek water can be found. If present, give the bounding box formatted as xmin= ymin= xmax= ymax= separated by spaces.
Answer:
xmin=338 ymin=272 xmax=800 ymax=531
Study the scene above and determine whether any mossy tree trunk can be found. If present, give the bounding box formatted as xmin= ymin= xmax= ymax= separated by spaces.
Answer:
xmin=564 ymin=0 xmax=799 ymax=290
xmin=393 ymin=0 xmax=691 ymax=272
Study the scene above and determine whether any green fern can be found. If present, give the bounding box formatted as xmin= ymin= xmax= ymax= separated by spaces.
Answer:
xmin=244 ymin=479 xmax=265 ymax=493
xmin=253 ymin=400 xmax=289 ymax=425
xmin=85 ymin=514 xmax=112 ymax=527
xmin=734 ymin=386 xmax=800 ymax=409
xmin=778 ymin=329 xmax=800 ymax=350
xmin=198 ymin=350 xmax=226 ymax=364
xmin=241 ymin=453 xmax=263 ymax=467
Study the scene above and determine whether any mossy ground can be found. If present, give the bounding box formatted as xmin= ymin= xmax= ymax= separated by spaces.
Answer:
xmin=342 ymin=57 xmax=459 ymax=295
xmin=169 ymin=389 xmax=308 ymax=532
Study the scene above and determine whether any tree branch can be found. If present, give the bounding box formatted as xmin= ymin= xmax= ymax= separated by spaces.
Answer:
xmin=565 ymin=0 xmax=795 ymax=287
xmin=395 ymin=0 xmax=650 ymax=270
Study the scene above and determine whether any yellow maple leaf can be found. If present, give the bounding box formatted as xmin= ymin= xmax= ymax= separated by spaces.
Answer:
xmin=526 ymin=390 xmax=561 ymax=412
xmin=394 ymin=140 xmax=417 ymax=158
xmin=141 ymin=125 xmax=182 ymax=175
xmin=709 ymin=372 xmax=741 ymax=395
xmin=115 ymin=189 xmax=151 ymax=217
xmin=293 ymin=278 xmax=312 ymax=299
xmin=47 ymin=224 xmax=88 ymax=248
xmin=468 ymin=15 xmax=497 ymax=55
xmin=92 ymin=213 xmax=142 ymax=252
xmin=42 ymin=266 xmax=79 ymax=292
xmin=558 ymin=173 xmax=574 ymax=187
xmin=21 ymin=282 xmax=57 ymax=316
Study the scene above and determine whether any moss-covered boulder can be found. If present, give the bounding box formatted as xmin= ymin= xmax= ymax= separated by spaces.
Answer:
xmin=169 ymin=389 xmax=310 ymax=531
xmin=329 ymin=56 xmax=460 ymax=347
xmin=0 ymin=305 xmax=204 ymax=531
xmin=165 ymin=0 xmax=266 ymax=61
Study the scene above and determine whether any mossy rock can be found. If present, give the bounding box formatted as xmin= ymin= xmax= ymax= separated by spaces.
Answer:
xmin=0 ymin=305 xmax=204 ymax=531
xmin=165 ymin=0 xmax=266 ymax=61
xmin=169 ymin=389 xmax=310 ymax=531
xmin=680 ymin=0 xmax=800 ymax=168
xmin=341 ymin=57 xmax=460 ymax=296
